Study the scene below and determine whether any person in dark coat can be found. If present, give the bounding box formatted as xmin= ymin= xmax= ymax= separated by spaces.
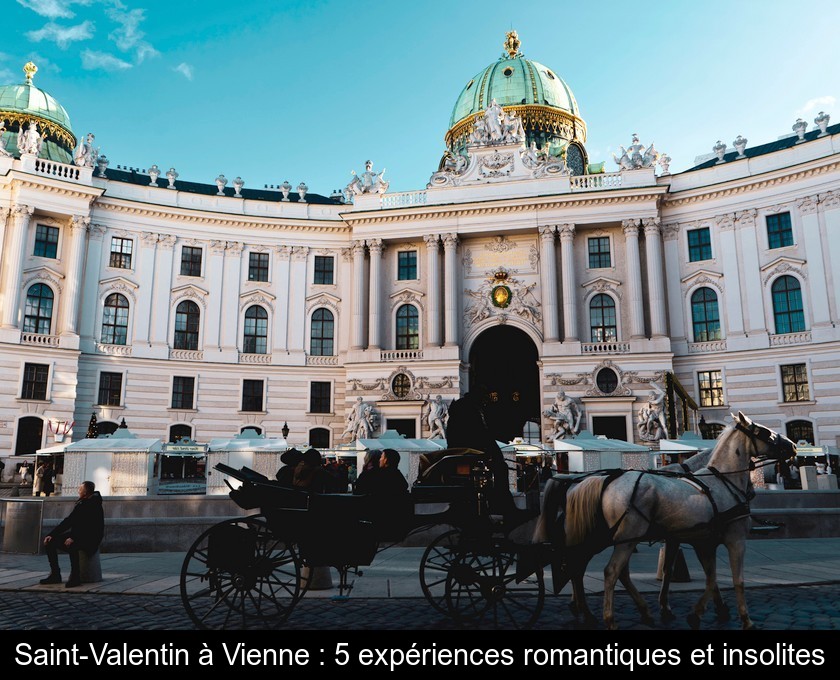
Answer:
xmin=446 ymin=387 xmax=518 ymax=517
xmin=292 ymin=448 xmax=335 ymax=493
xmin=275 ymin=448 xmax=303 ymax=488
xmin=42 ymin=462 xmax=55 ymax=497
xmin=355 ymin=449 xmax=409 ymax=540
xmin=40 ymin=481 xmax=104 ymax=587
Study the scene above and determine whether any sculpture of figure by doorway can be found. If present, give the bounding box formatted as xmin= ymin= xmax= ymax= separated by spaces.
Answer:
xmin=637 ymin=381 xmax=668 ymax=441
xmin=544 ymin=390 xmax=582 ymax=441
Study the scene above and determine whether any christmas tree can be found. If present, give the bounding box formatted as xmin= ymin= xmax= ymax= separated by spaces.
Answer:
xmin=85 ymin=413 xmax=98 ymax=439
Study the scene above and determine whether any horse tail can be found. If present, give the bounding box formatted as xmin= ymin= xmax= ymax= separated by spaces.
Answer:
xmin=533 ymin=477 xmax=565 ymax=544
xmin=565 ymin=476 xmax=606 ymax=546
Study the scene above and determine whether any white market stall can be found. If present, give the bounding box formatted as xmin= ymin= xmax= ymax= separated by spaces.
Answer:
xmin=553 ymin=430 xmax=651 ymax=473
xmin=61 ymin=428 xmax=163 ymax=496
xmin=656 ymin=432 xmax=719 ymax=468
xmin=795 ymin=444 xmax=839 ymax=490
xmin=154 ymin=440 xmax=209 ymax=495
xmin=207 ymin=430 xmax=288 ymax=495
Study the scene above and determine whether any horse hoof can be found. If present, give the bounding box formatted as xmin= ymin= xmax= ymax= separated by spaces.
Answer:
xmin=660 ymin=609 xmax=675 ymax=622
xmin=687 ymin=613 xmax=701 ymax=630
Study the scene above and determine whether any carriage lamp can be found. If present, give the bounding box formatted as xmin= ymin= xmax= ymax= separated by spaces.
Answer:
xmin=282 ymin=422 xmax=290 ymax=439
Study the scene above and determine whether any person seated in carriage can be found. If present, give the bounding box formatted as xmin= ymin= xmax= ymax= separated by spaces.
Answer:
xmin=354 ymin=448 xmax=410 ymax=540
xmin=292 ymin=448 xmax=338 ymax=493
xmin=355 ymin=448 xmax=408 ymax=496
xmin=275 ymin=448 xmax=303 ymax=488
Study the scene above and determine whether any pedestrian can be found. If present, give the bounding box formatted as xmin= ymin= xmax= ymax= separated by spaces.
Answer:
xmin=33 ymin=461 xmax=45 ymax=496
xmin=42 ymin=462 xmax=55 ymax=497
xmin=40 ymin=481 xmax=104 ymax=587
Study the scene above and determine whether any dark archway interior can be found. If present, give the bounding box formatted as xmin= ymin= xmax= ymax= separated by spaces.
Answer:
xmin=469 ymin=325 xmax=540 ymax=443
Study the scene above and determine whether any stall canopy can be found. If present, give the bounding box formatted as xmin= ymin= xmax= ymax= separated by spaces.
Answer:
xmin=656 ymin=432 xmax=719 ymax=466
xmin=553 ymin=430 xmax=651 ymax=472
xmin=207 ymin=429 xmax=288 ymax=452
xmin=65 ymin=428 xmax=163 ymax=453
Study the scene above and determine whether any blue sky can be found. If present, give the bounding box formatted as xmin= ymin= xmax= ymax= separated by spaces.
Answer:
xmin=4 ymin=0 xmax=838 ymax=195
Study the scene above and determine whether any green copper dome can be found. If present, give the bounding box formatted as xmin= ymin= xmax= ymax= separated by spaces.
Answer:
xmin=449 ymin=56 xmax=579 ymax=129
xmin=444 ymin=33 xmax=588 ymax=173
xmin=0 ymin=63 xmax=76 ymax=163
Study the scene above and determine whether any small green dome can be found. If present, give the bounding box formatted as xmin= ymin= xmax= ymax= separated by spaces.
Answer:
xmin=449 ymin=57 xmax=579 ymax=129
xmin=0 ymin=63 xmax=76 ymax=163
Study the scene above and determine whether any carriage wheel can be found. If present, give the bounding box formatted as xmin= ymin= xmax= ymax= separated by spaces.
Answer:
xmin=444 ymin=544 xmax=544 ymax=630
xmin=180 ymin=515 xmax=301 ymax=630
xmin=419 ymin=529 xmax=463 ymax=615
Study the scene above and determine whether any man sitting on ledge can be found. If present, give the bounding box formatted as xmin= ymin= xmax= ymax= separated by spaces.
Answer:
xmin=40 ymin=480 xmax=104 ymax=588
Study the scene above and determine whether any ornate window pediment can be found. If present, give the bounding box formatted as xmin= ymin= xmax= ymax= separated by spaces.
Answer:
xmin=390 ymin=288 xmax=425 ymax=310
xmin=99 ymin=276 xmax=139 ymax=302
xmin=581 ymin=276 xmax=623 ymax=299
xmin=761 ymin=256 xmax=807 ymax=286
xmin=22 ymin=265 xmax=65 ymax=293
xmin=241 ymin=289 xmax=277 ymax=312
xmin=171 ymin=283 xmax=209 ymax=308
xmin=306 ymin=291 xmax=340 ymax=314
xmin=680 ymin=268 xmax=724 ymax=292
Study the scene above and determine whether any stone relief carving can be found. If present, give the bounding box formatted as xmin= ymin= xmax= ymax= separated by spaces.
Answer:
xmin=613 ymin=133 xmax=662 ymax=170
xmin=486 ymin=235 xmax=515 ymax=253
xmin=662 ymin=223 xmax=680 ymax=240
xmin=428 ymin=150 xmax=470 ymax=188
xmin=797 ymin=195 xmax=819 ymax=215
xmin=762 ymin=262 xmax=806 ymax=286
xmin=529 ymin=243 xmax=540 ymax=269
xmin=463 ymin=268 xmax=541 ymax=327
xmin=819 ymin=191 xmax=840 ymax=209
xmin=346 ymin=160 xmax=389 ymax=198
xmin=461 ymin=249 xmax=474 ymax=275
xmin=415 ymin=376 xmax=454 ymax=390
xmin=520 ymin=141 xmax=570 ymax=178
xmin=240 ymin=293 xmax=276 ymax=312
xmin=478 ymin=151 xmax=515 ymax=178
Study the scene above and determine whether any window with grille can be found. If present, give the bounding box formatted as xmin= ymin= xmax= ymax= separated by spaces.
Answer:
xmin=243 ymin=305 xmax=268 ymax=354
xmin=241 ymin=379 xmax=264 ymax=412
xmin=310 ymin=308 xmax=334 ymax=356
xmin=314 ymin=256 xmax=334 ymax=285
xmin=309 ymin=382 xmax=331 ymax=413
xmin=97 ymin=372 xmax=123 ymax=406
xmin=766 ymin=212 xmax=794 ymax=249
xmin=34 ymin=225 xmax=59 ymax=258
xmin=396 ymin=304 xmax=419 ymax=349
xmin=687 ymin=227 xmax=712 ymax=262
xmin=781 ymin=364 xmax=810 ymax=402
xmin=21 ymin=363 xmax=49 ymax=400
xmin=109 ymin=237 xmax=133 ymax=269
xmin=589 ymin=294 xmax=617 ymax=342
xmin=101 ymin=293 xmax=129 ymax=345
xmin=398 ymin=251 xmax=417 ymax=280
xmin=248 ymin=252 xmax=269 ymax=282
xmin=691 ymin=287 xmax=721 ymax=342
xmin=180 ymin=246 xmax=203 ymax=277
xmin=588 ymin=237 xmax=611 ymax=268
xmin=771 ymin=276 xmax=806 ymax=334
xmin=23 ymin=284 xmax=54 ymax=335
xmin=171 ymin=376 xmax=195 ymax=409
xmin=174 ymin=300 xmax=200 ymax=350
xmin=698 ymin=370 xmax=724 ymax=407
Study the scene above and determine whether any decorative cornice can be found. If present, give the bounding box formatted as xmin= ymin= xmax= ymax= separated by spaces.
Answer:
xmin=305 ymin=291 xmax=340 ymax=314
xmin=390 ymin=287 xmax=426 ymax=311
xmin=715 ymin=213 xmax=735 ymax=231
xmin=557 ymin=223 xmax=575 ymax=240
xmin=664 ymin=160 xmax=840 ymax=208
xmin=226 ymin=241 xmax=244 ymax=255
xmin=538 ymin=225 xmax=556 ymax=239
xmin=581 ymin=276 xmax=623 ymax=299
xmin=642 ymin=216 xmax=661 ymax=235
xmin=11 ymin=178 xmax=102 ymax=202
xmin=22 ymin=266 xmax=64 ymax=294
xmin=734 ymin=209 xmax=757 ymax=228
xmin=819 ymin=190 xmax=840 ymax=210
xmin=423 ymin=234 xmax=440 ymax=248
xmin=158 ymin=234 xmax=176 ymax=250
xmin=762 ymin=260 xmax=807 ymax=286
xmin=797 ymin=195 xmax=819 ymax=215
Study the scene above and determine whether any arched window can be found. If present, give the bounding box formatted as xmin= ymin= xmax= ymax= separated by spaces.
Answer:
xmin=240 ymin=425 xmax=262 ymax=436
xmin=101 ymin=293 xmax=130 ymax=345
xmin=23 ymin=283 xmax=54 ymax=335
xmin=772 ymin=276 xmax=805 ymax=334
xmin=786 ymin=420 xmax=814 ymax=445
xmin=174 ymin=300 xmax=200 ymax=350
xmin=691 ymin=287 xmax=721 ymax=342
xmin=243 ymin=305 xmax=268 ymax=354
xmin=589 ymin=294 xmax=617 ymax=342
xmin=14 ymin=416 xmax=44 ymax=455
xmin=396 ymin=304 xmax=419 ymax=350
xmin=309 ymin=427 xmax=330 ymax=449
xmin=310 ymin=308 xmax=334 ymax=356
xmin=169 ymin=423 xmax=193 ymax=443
xmin=98 ymin=420 xmax=119 ymax=437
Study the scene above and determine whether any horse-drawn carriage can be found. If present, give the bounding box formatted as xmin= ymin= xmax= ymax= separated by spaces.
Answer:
xmin=179 ymin=448 xmax=544 ymax=630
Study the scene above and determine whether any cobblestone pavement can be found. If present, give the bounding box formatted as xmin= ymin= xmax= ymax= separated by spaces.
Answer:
xmin=1 ymin=583 xmax=839 ymax=631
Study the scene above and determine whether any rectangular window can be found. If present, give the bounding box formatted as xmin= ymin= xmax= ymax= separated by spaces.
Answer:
xmin=397 ymin=250 xmax=418 ymax=280
xmin=34 ymin=225 xmax=59 ymax=259
xmin=767 ymin=212 xmax=794 ymax=249
xmin=314 ymin=255 xmax=334 ymax=285
xmin=309 ymin=381 xmax=331 ymax=413
xmin=781 ymin=363 xmax=810 ymax=402
xmin=21 ymin=363 xmax=50 ymax=400
xmin=109 ymin=237 xmax=133 ymax=269
xmin=171 ymin=376 xmax=195 ymax=409
xmin=180 ymin=246 xmax=203 ymax=277
xmin=248 ymin=252 xmax=269 ymax=282
xmin=241 ymin=379 xmax=264 ymax=412
xmin=698 ymin=370 xmax=724 ymax=407
xmin=588 ymin=237 xmax=611 ymax=269
xmin=97 ymin=372 xmax=123 ymax=406
xmin=687 ymin=227 xmax=712 ymax=262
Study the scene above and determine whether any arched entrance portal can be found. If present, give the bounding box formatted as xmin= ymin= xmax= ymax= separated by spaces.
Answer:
xmin=469 ymin=326 xmax=540 ymax=443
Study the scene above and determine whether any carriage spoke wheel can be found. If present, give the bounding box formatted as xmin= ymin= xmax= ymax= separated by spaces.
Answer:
xmin=180 ymin=515 xmax=301 ymax=630
xmin=419 ymin=529 xmax=463 ymax=615
xmin=444 ymin=545 xmax=544 ymax=630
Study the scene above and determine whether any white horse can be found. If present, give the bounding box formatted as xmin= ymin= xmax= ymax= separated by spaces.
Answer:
xmin=534 ymin=412 xmax=796 ymax=629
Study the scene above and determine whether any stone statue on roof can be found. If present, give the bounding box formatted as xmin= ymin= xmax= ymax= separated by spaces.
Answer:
xmin=0 ymin=121 xmax=11 ymax=157
xmin=19 ymin=121 xmax=43 ymax=156
xmin=346 ymin=160 xmax=389 ymax=197
xmin=74 ymin=133 xmax=98 ymax=168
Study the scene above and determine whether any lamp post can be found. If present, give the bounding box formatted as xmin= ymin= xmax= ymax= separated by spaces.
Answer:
xmin=282 ymin=422 xmax=290 ymax=439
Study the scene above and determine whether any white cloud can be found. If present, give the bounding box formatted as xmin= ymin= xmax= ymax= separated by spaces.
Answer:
xmin=795 ymin=96 xmax=836 ymax=119
xmin=26 ymin=21 xmax=94 ymax=49
xmin=105 ymin=4 xmax=159 ymax=63
xmin=0 ymin=68 xmax=14 ymax=83
xmin=174 ymin=63 xmax=193 ymax=81
xmin=80 ymin=49 xmax=131 ymax=72
xmin=17 ymin=0 xmax=95 ymax=19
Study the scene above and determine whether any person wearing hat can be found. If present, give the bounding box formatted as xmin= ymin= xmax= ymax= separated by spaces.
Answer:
xmin=275 ymin=448 xmax=303 ymax=488
xmin=293 ymin=448 xmax=336 ymax=493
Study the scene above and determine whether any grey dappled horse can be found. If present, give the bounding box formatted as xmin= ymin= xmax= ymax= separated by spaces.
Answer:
xmin=534 ymin=412 xmax=796 ymax=630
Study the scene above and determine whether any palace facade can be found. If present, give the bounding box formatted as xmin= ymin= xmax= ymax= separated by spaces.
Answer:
xmin=1 ymin=34 xmax=839 ymax=462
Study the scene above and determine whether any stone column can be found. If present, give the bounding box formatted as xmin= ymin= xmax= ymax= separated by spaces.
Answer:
xmin=1 ymin=204 xmax=33 ymax=328
xmin=133 ymin=232 xmax=159 ymax=346
xmin=205 ymin=240 xmax=227 ymax=351
xmin=539 ymin=225 xmax=559 ymax=342
xmin=424 ymin=234 xmax=441 ymax=347
xmin=272 ymin=246 xmax=291 ymax=353
xmin=558 ymin=223 xmax=578 ymax=341
xmin=719 ymin=215 xmax=745 ymax=338
xmin=623 ymin=219 xmax=645 ymax=338
xmin=149 ymin=234 xmax=176 ymax=348
xmin=0 ymin=209 xmax=9 ymax=285
xmin=287 ymin=246 xmax=308 ymax=353
xmin=443 ymin=233 xmax=459 ymax=346
xmin=60 ymin=215 xmax=90 ymax=336
xmin=643 ymin=217 xmax=667 ymax=337
xmin=662 ymin=223 xmax=686 ymax=342
xmin=368 ymin=239 xmax=383 ymax=350
xmin=350 ymin=240 xmax=366 ymax=349
xmin=799 ymin=196 xmax=831 ymax=326
xmin=78 ymin=224 xmax=105 ymax=350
